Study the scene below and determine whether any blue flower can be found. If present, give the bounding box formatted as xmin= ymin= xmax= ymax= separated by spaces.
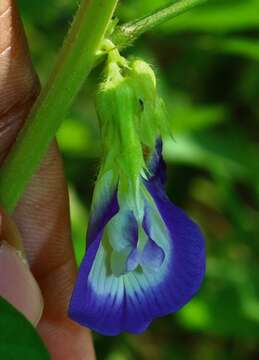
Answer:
xmin=68 ymin=53 xmax=205 ymax=335
xmin=68 ymin=140 xmax=205 ymax=335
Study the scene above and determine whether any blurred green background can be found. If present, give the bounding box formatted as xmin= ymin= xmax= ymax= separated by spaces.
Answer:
xmin=19 ymin=0 xmax=259 ymax=359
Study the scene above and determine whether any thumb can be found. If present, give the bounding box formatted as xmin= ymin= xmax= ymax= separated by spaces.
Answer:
xmin=0 ymin=208 xmax=43 ymax=326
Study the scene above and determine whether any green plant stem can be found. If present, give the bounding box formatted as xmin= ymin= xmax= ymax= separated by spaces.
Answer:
xmin=112 ymin=0 xmax=208 ymax=49
xmin=0 ymin=0 xmax=207 ymax=213
xmin=0 ymin=0 xmax=118 ymax=212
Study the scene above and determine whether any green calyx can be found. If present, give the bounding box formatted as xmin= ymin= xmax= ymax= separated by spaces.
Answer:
xmin=95 ymin=42 xmax=169 ymax=206
xmin=129 ymin=59 xmax=170 ymax=148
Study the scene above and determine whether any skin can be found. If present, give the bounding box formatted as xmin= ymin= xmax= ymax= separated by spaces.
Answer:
xmin=0 ymin=1 xmax=95 ymax=359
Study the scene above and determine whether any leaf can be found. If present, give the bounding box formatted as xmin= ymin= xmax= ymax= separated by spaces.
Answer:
xmin=0 ymin=297 xmax=50 ymax=360
xmin=164 ymin=132 xmax=259 ymax=183
xmin=177 ymin=258 xmax=259 ymax=337
xmin=167 ymin=92 xmax=226 ymax=133
xmin=199 ymin=36 xmax=259 ymax=62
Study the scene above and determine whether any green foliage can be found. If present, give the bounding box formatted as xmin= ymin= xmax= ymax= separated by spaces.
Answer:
xmin=0 ymin=297 xmax=50 ymax=359
xmin=19 ymin=0 xmax=259 ymax=358
xmin=118 ymin=0 xmax=259 ymax=33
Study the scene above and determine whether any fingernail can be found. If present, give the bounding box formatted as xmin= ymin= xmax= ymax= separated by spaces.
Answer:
xmin=0 ymin=240 xmax=43 ymax=326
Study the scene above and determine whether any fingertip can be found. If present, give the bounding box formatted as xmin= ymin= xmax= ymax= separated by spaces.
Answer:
xmin=38 ymin=317 xmax=96 ymax=360
xmin=0 ymin=241 xmax=43 ymax=326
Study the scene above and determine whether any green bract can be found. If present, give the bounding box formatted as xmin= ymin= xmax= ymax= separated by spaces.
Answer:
xmin=96 ymin=45 xmax=170 ymax=207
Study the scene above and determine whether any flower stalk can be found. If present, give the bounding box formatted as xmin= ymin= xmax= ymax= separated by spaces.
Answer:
xmin=112 ymin=0 xmax=208 ymax=49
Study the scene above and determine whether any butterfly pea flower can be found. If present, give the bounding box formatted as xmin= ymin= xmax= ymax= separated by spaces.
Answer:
xmin=69 ymin=51 xmax=206 ymax=336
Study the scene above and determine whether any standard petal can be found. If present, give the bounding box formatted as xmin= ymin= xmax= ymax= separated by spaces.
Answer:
xmin=69 ymin=168 xmax=205 ymax=336
xmin=143 ymin=179 xmax=206 ymax=312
